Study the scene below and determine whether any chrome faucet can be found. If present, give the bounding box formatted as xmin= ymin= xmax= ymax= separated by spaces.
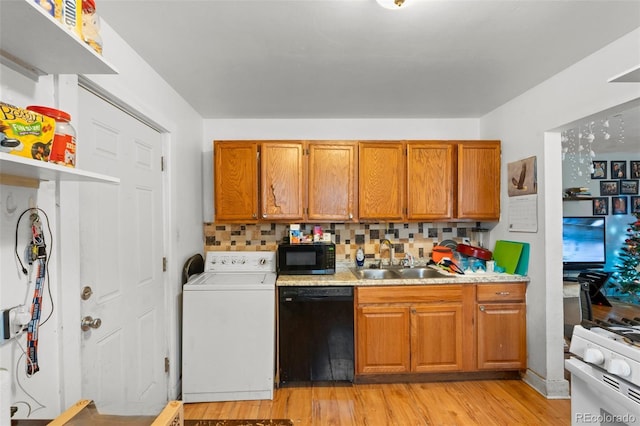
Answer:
xmin=380 ymin=239 xmax=394 ymax=267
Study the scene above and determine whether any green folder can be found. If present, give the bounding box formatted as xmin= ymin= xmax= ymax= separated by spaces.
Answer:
xmin=493 ymin=240 xmax=530 ymax=275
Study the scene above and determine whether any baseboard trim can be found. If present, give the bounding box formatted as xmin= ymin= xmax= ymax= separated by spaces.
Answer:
xmin=522 ymin=368 xmax=570 ymax=399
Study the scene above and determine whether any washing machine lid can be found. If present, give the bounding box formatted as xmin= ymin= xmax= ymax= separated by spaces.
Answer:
xmin=183 ymin=272 xmax=276 ymax=291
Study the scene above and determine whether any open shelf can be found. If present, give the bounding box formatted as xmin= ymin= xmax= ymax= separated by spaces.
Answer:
xmin=0 ymin=0 xmax=117 ymax=79
xmin=0 ymin=152 xmax=119 ymax=185
xmin=563 ymin=196 xmax=595 ymax=201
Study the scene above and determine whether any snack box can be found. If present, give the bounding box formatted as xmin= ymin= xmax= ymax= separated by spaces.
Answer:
xmin=0 ymin=102 xmax=56 ymax=162
xmin=289 ymin=224 xmax=302 ymax=244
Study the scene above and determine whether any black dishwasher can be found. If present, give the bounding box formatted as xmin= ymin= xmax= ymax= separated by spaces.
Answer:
xmin=278 ymin=286 xmax=354 ymax=384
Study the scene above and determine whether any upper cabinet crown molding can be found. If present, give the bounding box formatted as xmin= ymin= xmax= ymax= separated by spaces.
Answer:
xmin=0 ymin=0 xmax=118 ymax=80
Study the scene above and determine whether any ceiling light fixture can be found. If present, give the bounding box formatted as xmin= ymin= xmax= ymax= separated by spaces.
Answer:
xmin=376 ymin=0 xmax=410 ymax=10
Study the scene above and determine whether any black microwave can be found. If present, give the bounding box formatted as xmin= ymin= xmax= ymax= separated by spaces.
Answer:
xmin=277 ymin=242 xmax=336 ymax=275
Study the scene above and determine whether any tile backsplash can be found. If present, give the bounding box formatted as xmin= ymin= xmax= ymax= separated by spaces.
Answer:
xmin=204 ymin=222 xmax=483 ymax=262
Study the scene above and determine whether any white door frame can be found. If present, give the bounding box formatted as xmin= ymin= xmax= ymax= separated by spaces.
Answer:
xmin=56 ymin=75 xmax=174 ymax=411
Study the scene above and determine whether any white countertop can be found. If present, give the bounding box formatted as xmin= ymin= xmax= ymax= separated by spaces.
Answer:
xmin=276 ymin=262 xmax=530 ymax=287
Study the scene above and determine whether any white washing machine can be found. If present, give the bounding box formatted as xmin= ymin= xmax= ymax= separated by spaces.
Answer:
xmin=182 ymin=251 xmax=276 ymax=403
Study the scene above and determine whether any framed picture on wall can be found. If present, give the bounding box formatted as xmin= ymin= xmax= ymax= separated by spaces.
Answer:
xmin=611 ymin=161 xmax=627 ymax=179
xmin=621 ymin=180 xmax=639 ymax=195
xmin=612 ymin=196 xmax=628 ymax=215
xmin=632 ymin=196 xmax=640 ymax=213
xmin=591 ymin=161 xmax=607 ymax=179
xmin=600 ymin=180 xmax=619 ymax=196
xmin=592 ymin=197 xmax=608 ymax=215
xmin=631 ymin=161 xmax=640 ymax=179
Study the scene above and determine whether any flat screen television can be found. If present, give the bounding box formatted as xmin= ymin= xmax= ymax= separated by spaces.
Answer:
xmin=562 ymin=216 xmax=606 ymax=271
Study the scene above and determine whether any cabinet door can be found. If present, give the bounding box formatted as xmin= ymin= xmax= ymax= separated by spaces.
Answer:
xmin=406 ymin=142 xmax=455 ymax=220
xmin=476 ymin=302 xmax=526 ymax=370
xmin=214 ymin=141 xmax=258 ymax=222
xmin=260 ymin=142 xmax=305 ymax=221
xmin=307 ymin=142 xmax=357 ymax=222
xmin=457 ymin=141 xmax=501 ymax=220
xmin=411 ymin=303 xmax=463 ymax=372
xmin=358 ymin=142 xmax=405 ymax=221
xmin=356 ymin=305 xmax=410 ymax=374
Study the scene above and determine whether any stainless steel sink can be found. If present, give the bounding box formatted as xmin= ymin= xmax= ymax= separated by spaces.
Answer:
xmin=351 ymin=266 xmax=447 ymax=280
xmin=351 ymin=268 xmax=400 ymax=280
xmin=393 ymin=268 xmax=444 ymax=279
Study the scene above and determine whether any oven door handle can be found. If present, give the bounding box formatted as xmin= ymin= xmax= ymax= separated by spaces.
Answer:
xmin=565 ymin=357 xmax=640 ymax=418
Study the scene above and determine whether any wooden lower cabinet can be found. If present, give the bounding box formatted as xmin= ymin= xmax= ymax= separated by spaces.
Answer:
xmin=356 ymin=305 xmax=411 ymax=374
xmin=412 ymin=303 xmax=463 ymax=372
xmin=355 ymin=286 xmax=464 ymax=375
xmin=476 ymin=283 xmax=527 ymax=370
xmin=355 ymin=282 xmax=526 ymax=378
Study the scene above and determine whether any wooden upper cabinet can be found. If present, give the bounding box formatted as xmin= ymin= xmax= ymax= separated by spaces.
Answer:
xmin=406 ymin=142 xmax=455 ymax=221
xmin=358 ymin=142 xmax=405 ymax=221
xmin=260 ymin=142 xmax=305 ymax=221
xmin=457 ymin=141 xmax=501 ymax=220
xmin=213 ymin=139 xmax=500 ymax=224
xmin=214 ymin=141 xmax=259 ymax=222
xmin=307 ymin=142 xmax=358 ymax=222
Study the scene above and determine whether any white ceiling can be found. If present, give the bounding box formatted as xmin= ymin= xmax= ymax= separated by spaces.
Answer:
xmin=97 ymin=0 xmax=640 ymax=121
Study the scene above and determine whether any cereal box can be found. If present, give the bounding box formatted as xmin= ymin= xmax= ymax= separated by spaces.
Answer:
xmin=56 ymin=0 xmax=82 ymax=38
xmin=0 ymin=103 xmax=56 ymax=162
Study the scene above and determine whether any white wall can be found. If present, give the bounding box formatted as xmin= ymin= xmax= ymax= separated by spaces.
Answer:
xmin=480 ymin=28 xmax=640 ymax=397
xmin=0 ymin=69 xmax=65 ymax=420
xmin=202 ymin=118 xmax=480 ymax=221
xmin=0 ymin=19 xmax=204 ymax=418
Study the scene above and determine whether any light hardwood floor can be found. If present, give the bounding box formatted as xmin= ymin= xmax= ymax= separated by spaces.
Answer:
xmin=183 ymin=379 xmax=571 ymax=425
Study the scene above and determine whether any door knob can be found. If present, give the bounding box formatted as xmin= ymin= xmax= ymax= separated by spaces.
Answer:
xmin=81 ymin=316 xmax=102 ymax=331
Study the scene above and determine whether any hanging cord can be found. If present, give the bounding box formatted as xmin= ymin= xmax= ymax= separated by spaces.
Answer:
xmin=13 ymin=207 xmax=55 ymax=326
xmin=13 ymin=339 xmax=46 ymax=416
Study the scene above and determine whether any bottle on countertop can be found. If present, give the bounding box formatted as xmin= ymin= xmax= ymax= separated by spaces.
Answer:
xmin=356 ymin=247 xmax=365 ymax=268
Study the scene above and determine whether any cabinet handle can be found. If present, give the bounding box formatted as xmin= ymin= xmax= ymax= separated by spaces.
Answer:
xmin=253 ymin=213 xmax=257 ymax=219
xmin=349 ymin=213 xmax=353 ymax=220
xmin=262 ymin=214 xmax=267 ymax=219
xmin=411 ymin=308 xmax=416 ymax=314
xmin=479 ymin=305 xmax=485 ymax=312
xmin=495 ymin=291 xmax=510 ymax=296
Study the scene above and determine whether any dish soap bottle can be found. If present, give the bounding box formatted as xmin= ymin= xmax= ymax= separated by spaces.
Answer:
xmin=356 ymin=247 xmax=365 ymax=268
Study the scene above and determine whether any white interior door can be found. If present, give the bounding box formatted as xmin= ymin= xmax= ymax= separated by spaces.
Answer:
xmin=77 ymin=87 xmax=167 ymax=415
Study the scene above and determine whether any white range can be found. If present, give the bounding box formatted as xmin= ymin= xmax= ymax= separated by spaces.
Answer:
xmin=567 ymin=322 xmax=640 ymax=425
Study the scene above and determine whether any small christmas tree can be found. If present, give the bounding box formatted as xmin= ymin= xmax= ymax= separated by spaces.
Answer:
xmin=614 ymin=212 xmax=640 ymax=294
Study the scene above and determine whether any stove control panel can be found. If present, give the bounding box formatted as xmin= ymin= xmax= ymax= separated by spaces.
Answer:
xmin=204 ymin=251 xmax=276 ymax=273
xmin=570 ymin=325 xmax=640 ymax=383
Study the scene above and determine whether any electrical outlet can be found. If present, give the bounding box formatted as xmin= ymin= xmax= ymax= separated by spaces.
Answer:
xmin=9 ymin=306 xmax=31 ymax=337
xmin=1 ymin=306 xmax=30 ymax=340
xmin=1 ymin=310 xmax=9 ymax=340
